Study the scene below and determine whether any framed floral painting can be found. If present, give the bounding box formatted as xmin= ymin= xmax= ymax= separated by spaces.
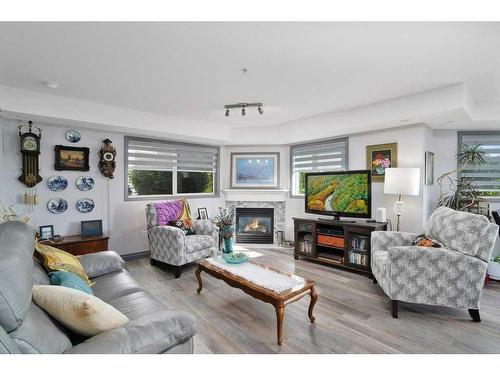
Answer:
xmin=366 ymin=143 xmax=397 ymax=182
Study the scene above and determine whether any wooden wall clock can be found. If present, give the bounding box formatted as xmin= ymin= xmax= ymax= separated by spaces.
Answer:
xmin=18 ymin=120 xmax=42 ymax=206
xmin=98 ymin=138 xmax=116 ymax=178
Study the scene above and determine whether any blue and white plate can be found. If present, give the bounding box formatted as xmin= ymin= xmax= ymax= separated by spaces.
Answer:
xmin=47 ymin=176 xmax=68 ymax=192
xmin=76 ymin=198 xmax=95 ymax=213
xmin=47 ymin=198 xmax=68 ymax=214
xmin=76 ymin=176 xmax=94 ymax=191
xmin=65 ymin=129 xmax=81 ymax=143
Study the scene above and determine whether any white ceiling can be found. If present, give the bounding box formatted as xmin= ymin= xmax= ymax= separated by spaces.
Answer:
xmin=0 ymin=22 xmax=499 ymax=142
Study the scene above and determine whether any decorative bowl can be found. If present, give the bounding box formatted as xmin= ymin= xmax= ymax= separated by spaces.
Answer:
xmin=222 ymin=252 xmax=249 ymax=264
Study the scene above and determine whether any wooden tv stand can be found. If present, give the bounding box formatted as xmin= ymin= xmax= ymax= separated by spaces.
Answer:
xmin=293 ymin=217 xmax=387 ymax=277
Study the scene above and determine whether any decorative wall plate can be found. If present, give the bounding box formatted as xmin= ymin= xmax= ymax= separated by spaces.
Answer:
xmin=76 ymin=176 xmax=94 ymax=191
xmin=47 ymin=198 xmax=68 ymax=214
xmin=76 ymin=198 xmax=95 ymax=213
xmin=47 ymin=176 xmax=68 ymax=192
xmin=65 ymin=129 xmax=81 ymax=143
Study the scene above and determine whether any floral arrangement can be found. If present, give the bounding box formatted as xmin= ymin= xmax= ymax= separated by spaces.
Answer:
xmin=212 ymin=207 xmax=235 ymax=239
xmin=372 ymin=158 xmax=391 ymax=169
xmin=1 ymin=201 xmax=30 ymax=224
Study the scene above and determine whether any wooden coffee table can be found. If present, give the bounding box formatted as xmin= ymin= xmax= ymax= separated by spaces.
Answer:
xmin=195 ymin=258 xmax=318 ymax=345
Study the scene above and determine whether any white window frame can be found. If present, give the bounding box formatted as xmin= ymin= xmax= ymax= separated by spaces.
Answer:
xmin=289 ymin=137 xmax=349 ymax=198
xmin=458 ymin=131 xmax=500 ymax=202
xmin=124 ymin=136 xmax=219 ymax=201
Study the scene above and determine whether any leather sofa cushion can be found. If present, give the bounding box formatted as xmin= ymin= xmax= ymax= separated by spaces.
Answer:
xmin=91 ymin=269 xmax=143 ymax=302
xmin=78 ymin=251 xmax=125 ymax=278
xmin=0 ymin=222 xmax=36 ymax=332
xmin=65 ymin=310 xmax=197 ymax=354
xmin=33 ymin=259 xmax=50 ymax=285
xmin=185 ymin=235 xmax=215 ymax=253
xmin=0 ymin=325 xmax=20 ymax=354
xmin=106 ymin=291 xmax=167 ymax=321
xmin=9 ymin=302 xmax=72 ymax=354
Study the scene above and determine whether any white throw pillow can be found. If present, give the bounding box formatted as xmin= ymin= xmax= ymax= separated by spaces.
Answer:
xmin=32 ymin=285 xmax=129 ymax=337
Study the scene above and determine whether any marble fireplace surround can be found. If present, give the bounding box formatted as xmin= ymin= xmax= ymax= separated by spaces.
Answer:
xmin=225 ymin=200 xmax=286 ymax=244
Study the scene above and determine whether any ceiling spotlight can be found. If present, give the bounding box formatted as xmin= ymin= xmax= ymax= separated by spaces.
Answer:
xmin=225 ymin=109 xmax=230 ymax=117
xmin=44 ymin=81 xmax=59 ymax=89
xmin=223 ymin=102 xmax=263 ymax=117
xmin=258 ymin=106 xmax=263 ymax=115
xmin=242 ymin=107 xmax=246 ymax=116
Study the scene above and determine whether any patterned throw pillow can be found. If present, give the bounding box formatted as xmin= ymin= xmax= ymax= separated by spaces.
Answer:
xmin=411 ymin=234 xmax=441 ymax=248
xmin=154 ymin=199 xmax=192 ymax=226
xmin=168 ymin=218 xmax=194 ymax=235
xmin=49 ymin=271 xmax=94 ymax=295
xmin=35 ymin=243 xmax=93 ymax=286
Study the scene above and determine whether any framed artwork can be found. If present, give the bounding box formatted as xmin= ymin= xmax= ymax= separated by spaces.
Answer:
xmin=81 ymin=220 xmax=103 ymax=237
xmin=366 ymin=143 xmax=398 ymax=182
xmin=54 ymin=145 xmax=90 ymax=171
xmin=39 ymin=225 xmax=54 ymax=240
xmin=230 ymin=152 xmax=280 ymax=189
xmin=425 ymin=151 xmax=435 ymax=185
xmin=197 ymin=207 xmax=209 ymax=220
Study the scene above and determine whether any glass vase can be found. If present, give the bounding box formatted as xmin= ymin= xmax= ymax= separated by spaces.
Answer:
xmin=223 ymin=237 xmax=233 ymax=254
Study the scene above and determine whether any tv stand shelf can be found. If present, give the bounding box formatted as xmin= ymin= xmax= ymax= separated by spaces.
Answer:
xmin=293 ymin=217 xmax=387 ymax=277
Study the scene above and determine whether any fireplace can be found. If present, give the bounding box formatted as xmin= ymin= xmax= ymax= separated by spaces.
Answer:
xmin=235 ymin=207 xmax=274 ymax=244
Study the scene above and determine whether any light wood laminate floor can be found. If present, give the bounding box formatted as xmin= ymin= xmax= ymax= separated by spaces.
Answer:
xmin=126 ymin=246 xmax=500 ymax=354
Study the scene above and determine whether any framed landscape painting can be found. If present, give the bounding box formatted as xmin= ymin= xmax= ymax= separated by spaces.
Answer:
xmin=230 ymin=152 xmax=280 ymax=189
xmin=366 ymin=143 xmax=397 ymax=182
xmin=54 ymin=145 xmax=90 ymax=171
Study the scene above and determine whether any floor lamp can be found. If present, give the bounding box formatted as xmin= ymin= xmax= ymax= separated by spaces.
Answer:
xmin=384 ymin=168 xmax=420 ymax=231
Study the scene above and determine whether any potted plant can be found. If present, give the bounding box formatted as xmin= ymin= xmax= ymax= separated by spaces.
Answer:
xmin=437 ymin=144 xmax=487 ymax=211
xmin=488 ymin=256 xmax=500 ymax=281
xmin=213 ymin=207 xmax=235 ymax=254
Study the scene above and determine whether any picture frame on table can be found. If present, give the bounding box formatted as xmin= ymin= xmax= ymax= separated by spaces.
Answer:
xmin=366 ymin=143 xmax=398 ymax=182
xmin=230 ymin=152 xmax=280 ymax=189
xmin=197 ymin=207 xmax=209 ymax=220
xmin=54 ymin=145 xmax=90 ymax=171
xmin=39 ymin=225 xmax=54 ymax=240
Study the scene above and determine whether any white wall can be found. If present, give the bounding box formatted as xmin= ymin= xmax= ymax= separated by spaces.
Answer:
xmin=0 ymin=119 xmax=223 ymax=256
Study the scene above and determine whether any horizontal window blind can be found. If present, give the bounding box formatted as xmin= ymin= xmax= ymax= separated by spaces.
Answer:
xmin=459 ymin=132 xmax=500 ymax=198
xmin=127 ymin=138 xmax=218 ymax=172
xmin=291 ymin=138 xmax=348 ymax=174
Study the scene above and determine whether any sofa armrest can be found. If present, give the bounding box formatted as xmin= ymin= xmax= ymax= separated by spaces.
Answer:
xmin=64 ymin=310 xmax=197 ymax=354
xmin=78 ymin=251 xmax=125 ymax=278
xmin=148 ymin=226 xmax=186 ymax=265
xmin=371 ymin=231 xmax=417 ymax=253
xmin=192 ymin=219 xmax=218 ymax=245
xmin=386 ymin=246 xmax=488 ymax=308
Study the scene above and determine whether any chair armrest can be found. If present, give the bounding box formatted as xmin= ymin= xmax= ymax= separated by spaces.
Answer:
xmin=371 ymin=231 xmax=417 ymax=253
xmin=65 ymin=310 xmax=197 ymax=354
xmin=192 ymin=219 xmax=218 ymax=245
xmin=78 ymin=251 xmax=125 ymax=278
xmin=386 ymin=246 xmax=488 ymax=308
xmin=147 ymin=226 xmax=186 ymax=265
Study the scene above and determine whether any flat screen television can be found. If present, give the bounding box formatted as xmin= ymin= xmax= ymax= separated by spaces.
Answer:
xmin=305 ymin=170 xmax=371 ymax=220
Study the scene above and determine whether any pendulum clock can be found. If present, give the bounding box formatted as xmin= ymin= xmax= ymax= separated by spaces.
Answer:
xmin=18 ymin=121 xmax=42 ymax=210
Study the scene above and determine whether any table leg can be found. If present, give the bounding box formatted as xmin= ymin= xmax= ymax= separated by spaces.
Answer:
xmin=196 ymin=265 xmax=203 ymax=294
xmin=308 ymin=285 xmax=318 ymax=323
xmin=275 ymin=302 xmax=285 ymax=345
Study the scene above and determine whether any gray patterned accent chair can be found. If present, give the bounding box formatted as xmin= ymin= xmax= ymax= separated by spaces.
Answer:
xmin=146 ymin=204 xmax=218 ymax=278
xmin=371 ymin=206 xmax=499 ymax=322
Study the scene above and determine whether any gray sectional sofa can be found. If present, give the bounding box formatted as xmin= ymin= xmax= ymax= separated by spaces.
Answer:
xmin=0 ymin=221 xmax=198 ymax=354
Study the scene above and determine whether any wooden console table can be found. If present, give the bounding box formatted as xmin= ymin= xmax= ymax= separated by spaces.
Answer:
xmin=41 ymin=235 xmax=109 ymax=255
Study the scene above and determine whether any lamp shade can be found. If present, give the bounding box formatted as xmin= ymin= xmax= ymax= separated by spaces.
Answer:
xmin=384 ymin=168 xmax=420 ymax=196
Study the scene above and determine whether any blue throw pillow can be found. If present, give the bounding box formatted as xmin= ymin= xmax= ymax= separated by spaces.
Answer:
xmin=49 ymin=271 xmax=94 ymax=295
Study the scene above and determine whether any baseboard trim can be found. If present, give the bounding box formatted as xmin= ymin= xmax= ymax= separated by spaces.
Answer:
xmin=122 ymin=251 xmax=150 ymax=261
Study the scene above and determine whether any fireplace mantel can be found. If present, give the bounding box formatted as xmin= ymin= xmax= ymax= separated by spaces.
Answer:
xmin=221 ymin=188 xmax=289 ymax=202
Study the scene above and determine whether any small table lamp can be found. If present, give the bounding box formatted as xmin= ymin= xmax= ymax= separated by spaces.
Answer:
xmin=384 ymin=168 xmax=420 ymax=231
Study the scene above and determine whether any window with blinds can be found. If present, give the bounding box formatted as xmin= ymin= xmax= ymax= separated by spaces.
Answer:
xmin=459 ymin=132 xmax=500 ymax=199
xmin=125 ymin=136 xmax=219 ymax=199
xmin=290 ymin=138 xmax=349 ymax=196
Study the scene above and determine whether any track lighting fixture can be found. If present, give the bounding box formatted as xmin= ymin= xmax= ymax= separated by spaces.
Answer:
xmin=224 ymin=102 xmax=263 ymax=117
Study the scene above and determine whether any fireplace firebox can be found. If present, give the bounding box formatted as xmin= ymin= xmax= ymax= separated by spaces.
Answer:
xmin=235 ymin=207 xmax=274 ymax=244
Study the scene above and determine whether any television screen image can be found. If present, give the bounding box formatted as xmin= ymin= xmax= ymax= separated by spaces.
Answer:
xmin=305 ymin=170 xmax=371 ymax=218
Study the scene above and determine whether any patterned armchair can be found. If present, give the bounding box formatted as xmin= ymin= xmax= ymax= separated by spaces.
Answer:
xmin=371 ymin=206 xmax=498 ymax=321
xmin=146 ymin=203 xmax=218 ymax=278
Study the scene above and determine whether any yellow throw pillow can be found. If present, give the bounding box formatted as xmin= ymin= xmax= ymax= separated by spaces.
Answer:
xmin=32 ymin=285 xmax=129 ymax=337
xmin=35 ymin=243 xmax=93 ymax=286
